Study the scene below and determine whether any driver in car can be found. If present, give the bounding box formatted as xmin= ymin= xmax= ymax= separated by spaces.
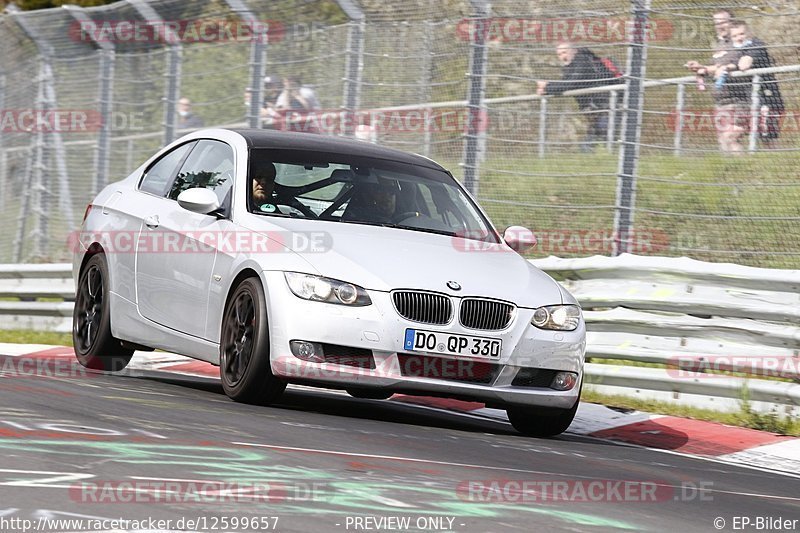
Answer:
xmin=251 ymin=160 xmax=281 ymax=214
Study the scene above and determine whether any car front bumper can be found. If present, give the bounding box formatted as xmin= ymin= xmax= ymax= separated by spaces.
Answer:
xmin=263 ymin=271 xmax=585 ymax=409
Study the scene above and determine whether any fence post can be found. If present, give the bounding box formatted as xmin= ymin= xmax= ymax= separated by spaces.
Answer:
xmin=0 ymin=74 xmax=5 ymax=210
xmin=423 ymin=107 xmax=433 ymax=157
xmin=748 ymin=74 xmax=762 ymax=153
xmin=607 ymin=90 xmax=619 ymax=153
xmin=223 ymin=0 xmax=268 ymax=129
xmin=128 ymin=0 xmax=182 ymax=145
xmin=462 ymin=0 xmax=490 ymax=196
xmin=126 ymin=139 xmax=134 ymax=174
xmin=6 ymin=5 xmax=66 ymax=261
xmin=674 ymin=82 xmax=685 ymax=156
xmin=420 ymin=20 xmax=434 ymax=156
xmin=613 ymin=0 xmax=650 ymax=256
xmin=64 ymin=6 xmax=115 ymax=197
xmin=538 ymin=97 xmax=548 ymax=159
xmin=335 ymin=0 xmax=366 ymax=137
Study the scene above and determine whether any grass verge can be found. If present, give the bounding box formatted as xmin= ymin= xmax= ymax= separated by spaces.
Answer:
xmin=0 ymin=330 xmax=73 ymax=347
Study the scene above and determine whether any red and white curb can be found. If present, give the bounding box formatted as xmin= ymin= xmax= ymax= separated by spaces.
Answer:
xmin=2 ymin=343 xmax=798 ymax=476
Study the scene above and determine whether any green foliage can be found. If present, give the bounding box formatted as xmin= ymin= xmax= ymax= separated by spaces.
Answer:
xmin=736 ymin=383 xmax=798 ymax=434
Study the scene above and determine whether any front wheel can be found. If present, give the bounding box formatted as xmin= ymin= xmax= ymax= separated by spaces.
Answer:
xmin=506 ymin=394 xmax=580 ymax=438
xmin=73 ymin=254 xmax=133 ymax=372
xmin=220 ymin=277 xmax=285 ymax=405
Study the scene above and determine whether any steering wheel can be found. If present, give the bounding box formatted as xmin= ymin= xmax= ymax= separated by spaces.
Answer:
xmin=391 ymin=211 xmax=421 ymax=224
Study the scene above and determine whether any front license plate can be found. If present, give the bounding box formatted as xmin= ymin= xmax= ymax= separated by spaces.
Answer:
xmin=403 ymin=329 xmax=502 ymax=359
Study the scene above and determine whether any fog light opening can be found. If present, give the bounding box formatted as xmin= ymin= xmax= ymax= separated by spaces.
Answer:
xmin=290 ymin=340 xmax=326 ymax=363
xmin=551 ymin=371 xmax=578 ymax=391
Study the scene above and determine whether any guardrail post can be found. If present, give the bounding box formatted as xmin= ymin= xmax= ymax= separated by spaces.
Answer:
xmin=748 ymin=74 xmax=762 ymax=153
xmin=223 ymin=0 xmax=268 ymax=129
xmin=128 ymin=0 xmax=182 ymax=145
xmin=674 ymin=82 xmax=685 ymax=156
xmin=462 ymin=0 xmax=490 ymax=195
xmin=613 ymin=0 xmax=650 ymax=256
xmin=538 ymin=97 xmax=548 ymax=159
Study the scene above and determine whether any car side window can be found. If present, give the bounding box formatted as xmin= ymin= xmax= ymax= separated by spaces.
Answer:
xmin=138 ymin=142 xmax=195 ymax=196
xmin=168 ymin=140 xmax=235 ymax=204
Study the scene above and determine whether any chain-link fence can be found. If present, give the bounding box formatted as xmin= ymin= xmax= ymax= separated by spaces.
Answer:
xmin=0 ymin=0 xmax=798 ymax=267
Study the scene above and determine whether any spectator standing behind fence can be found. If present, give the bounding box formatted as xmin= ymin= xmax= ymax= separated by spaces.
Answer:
xmin=275 ymin=76 xmax=321 ymax=133
xmin=730 ymin=20 xmax=785 ymax=149
xmin=536 ymin=42 xmax=621 ymax=153
xmin=244 ymin=77 xmax=283 ymax=129
xmin=177 ymin=98 xmax=204 ymax=129
xmin=686 ymin=17 xmax=754 ymax=154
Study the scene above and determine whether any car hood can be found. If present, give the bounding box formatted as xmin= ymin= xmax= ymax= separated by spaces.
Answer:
xmin=241 ymin=217 xmax=563 ymax=308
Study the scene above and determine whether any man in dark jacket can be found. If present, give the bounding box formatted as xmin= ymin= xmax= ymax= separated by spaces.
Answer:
xmin=730 ymin=20 xmax=784 ymax=148
xmin=536 ymin=42 xmax=620 ymax=152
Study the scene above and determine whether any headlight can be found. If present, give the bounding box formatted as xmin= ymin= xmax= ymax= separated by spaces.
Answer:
xmin=531 ymin=304 xmax=581 ymax=331
xmin=284 ymin=272 xmax=372 ymax=306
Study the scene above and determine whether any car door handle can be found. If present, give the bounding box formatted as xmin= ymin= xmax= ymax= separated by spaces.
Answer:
xmin=144 ymin=215 xmax=159 ymax=229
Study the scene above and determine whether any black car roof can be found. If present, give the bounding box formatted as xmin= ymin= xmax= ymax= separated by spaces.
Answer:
xmin=228 ymin=129 xmax=446 ymax=171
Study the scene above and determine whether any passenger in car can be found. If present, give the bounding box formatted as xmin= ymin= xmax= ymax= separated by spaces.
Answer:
xmin=343 ymin=182 xmax=399 ymax=223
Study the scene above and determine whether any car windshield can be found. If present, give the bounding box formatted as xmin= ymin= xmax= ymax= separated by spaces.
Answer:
xmin=247 ymin=150 xmax=499 ymax=243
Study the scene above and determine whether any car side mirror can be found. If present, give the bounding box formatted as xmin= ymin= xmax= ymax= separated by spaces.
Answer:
xmin=177 ymin=188 xmax=220 ymax=215
xmin=503 ymin=226 xmax=537 ymax=253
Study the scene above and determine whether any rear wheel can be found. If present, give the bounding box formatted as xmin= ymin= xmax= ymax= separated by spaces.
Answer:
xmin=73 ymin=254 xmax=133 ymax=372
xmin=506 ymin=393 xmax=580 ymax=438
xmin=220 ymin=277 xmax=285 ymax=405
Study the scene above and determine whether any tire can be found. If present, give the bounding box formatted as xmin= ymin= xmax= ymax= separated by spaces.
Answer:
xmin=506 ymin=393 xmax=580 ymax=438
xmin=72 ymin=254 xmax=134 ymax=372
xmin=220 ymin=277 xmax=286 ymax=405
xmin=346 ymin=388 xmax=393 ymax=400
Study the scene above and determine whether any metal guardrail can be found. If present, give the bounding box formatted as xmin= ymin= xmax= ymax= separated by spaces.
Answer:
xmin=531 ymin=254 xmax=800 ymax=416
xmin=2 ymin=255 xmax=799 ymax=414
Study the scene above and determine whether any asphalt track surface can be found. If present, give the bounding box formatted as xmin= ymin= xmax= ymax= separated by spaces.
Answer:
xmin=0 ymin=355 xmax=798 ymax=533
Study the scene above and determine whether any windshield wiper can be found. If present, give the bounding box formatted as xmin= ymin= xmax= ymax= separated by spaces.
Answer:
xmin=342 ymin=220 xmax=458 ymax=237
xmin=395 ymin=226 xmax=458 ymax=237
